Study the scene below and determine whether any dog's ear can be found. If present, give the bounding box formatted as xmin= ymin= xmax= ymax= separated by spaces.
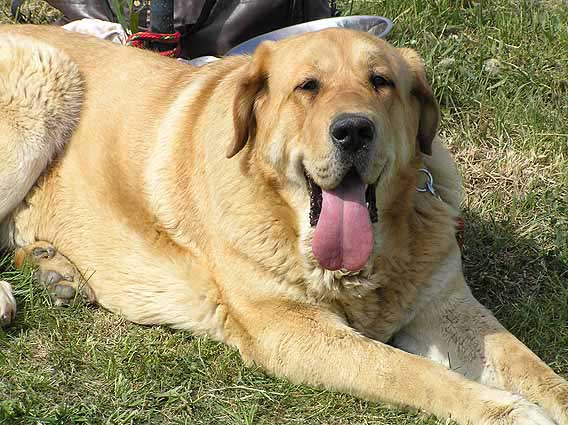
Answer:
xmin=227 ymin=41 xmax=274 ymax=158
xmin=398 ymin=48 xmax=439 ymax=156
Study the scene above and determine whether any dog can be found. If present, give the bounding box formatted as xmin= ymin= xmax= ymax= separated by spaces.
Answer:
xmin=0 ymin=25 xmax=566 ymax=425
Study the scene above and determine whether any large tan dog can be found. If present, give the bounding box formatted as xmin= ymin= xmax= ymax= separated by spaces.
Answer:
xmin=0 ymin=25 xmax=566 ymax=424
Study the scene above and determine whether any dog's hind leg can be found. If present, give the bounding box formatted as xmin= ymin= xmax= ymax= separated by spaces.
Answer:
xmin=14 ymin=241 xmax=95 ymax=306
xmin=0 ymin=36 xmax=83 ymax=322
xmin=0 ymin=35 xmax=83 ymax=224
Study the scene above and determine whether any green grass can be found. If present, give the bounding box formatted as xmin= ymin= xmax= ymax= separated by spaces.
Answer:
xmin=1 ymin=0 xmax=567 ymax=423
xmin=0 ymin=0 xmax=60 ymax=24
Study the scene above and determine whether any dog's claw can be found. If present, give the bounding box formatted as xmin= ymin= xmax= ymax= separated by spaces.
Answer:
xmin=54 ymin=284 xmax=76 ymax=300
xmin=34 ymin=269 xmax=64 ymax=286
xmin=32 ymin=246 xmax=56 ymax=259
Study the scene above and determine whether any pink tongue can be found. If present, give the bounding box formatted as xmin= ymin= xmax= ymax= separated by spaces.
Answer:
xmin=312 ymin=174 xmax=374 ymax=271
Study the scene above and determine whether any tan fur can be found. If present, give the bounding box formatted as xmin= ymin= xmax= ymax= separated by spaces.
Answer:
xmin=0 ymin=25 xmax=566 ymax=425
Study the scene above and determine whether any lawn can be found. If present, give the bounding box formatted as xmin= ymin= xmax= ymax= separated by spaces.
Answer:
xmin=0 ymin=0 xmax=567 ymax=424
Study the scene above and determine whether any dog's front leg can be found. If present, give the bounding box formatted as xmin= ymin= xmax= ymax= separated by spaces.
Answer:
xmin=224 ymin=298 xmax=556 ymax=425
xmin=393 ymin=274 xmax=567 ymax=425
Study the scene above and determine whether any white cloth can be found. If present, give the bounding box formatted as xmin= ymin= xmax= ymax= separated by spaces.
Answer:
xmin=63 ymin=18 xmax=127 ymax=45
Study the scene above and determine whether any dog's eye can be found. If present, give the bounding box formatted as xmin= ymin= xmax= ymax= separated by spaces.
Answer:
xmin=296 ymin=79 xmax=320 ymax=92
xmin=371 ymin=74 xmax=393 ymax=90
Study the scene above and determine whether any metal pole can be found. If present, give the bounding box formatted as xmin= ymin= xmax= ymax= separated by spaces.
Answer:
xmin=151 ymin=0 xmax=174 ymax=34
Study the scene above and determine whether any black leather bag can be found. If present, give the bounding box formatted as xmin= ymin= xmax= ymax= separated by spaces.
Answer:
xmin=39 ymin=0 xmax=332 ymax=58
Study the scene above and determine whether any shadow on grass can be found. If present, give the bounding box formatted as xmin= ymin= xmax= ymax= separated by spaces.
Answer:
xmin=461 ymin=208 xmax=567 ymax=301
xmin=460 ymin=209 xmax=568 ymax=370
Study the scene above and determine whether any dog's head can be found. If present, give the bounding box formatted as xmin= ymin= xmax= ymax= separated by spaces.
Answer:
xmin=227 ymin=29 xmax=439 ymax=273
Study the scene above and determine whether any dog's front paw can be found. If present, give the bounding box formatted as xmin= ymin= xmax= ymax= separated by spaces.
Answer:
xmin=481 ymin=395 xmax=557 ymax=425
xmin=0 ymin=280 xmax=16 ymax=328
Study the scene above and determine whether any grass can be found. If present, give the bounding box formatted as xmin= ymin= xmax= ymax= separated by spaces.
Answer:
xmin=1 ymin=0 xmax=567 ymax=423
xmin=0 ymin=0 xmax=60 ymax=24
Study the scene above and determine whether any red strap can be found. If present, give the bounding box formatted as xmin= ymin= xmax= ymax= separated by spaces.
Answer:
xmin=125 ymin=31 xmax=181 ymax=58
xmin=455 ymin=217 xmax=465 ymax=249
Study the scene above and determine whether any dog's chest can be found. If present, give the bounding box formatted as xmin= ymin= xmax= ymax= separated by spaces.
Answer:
xmin=331 ymin=251 xmax=459 ymax=342
xmin=335 ymin=280 xmax=421 ymax=342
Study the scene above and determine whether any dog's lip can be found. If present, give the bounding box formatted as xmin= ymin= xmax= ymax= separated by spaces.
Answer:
xmin=303 ymin=167 xmax=375 ymax=191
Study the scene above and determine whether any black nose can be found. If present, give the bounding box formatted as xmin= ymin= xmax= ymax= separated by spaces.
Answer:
xmin=330 ymin=114 xmax=375 ymax=153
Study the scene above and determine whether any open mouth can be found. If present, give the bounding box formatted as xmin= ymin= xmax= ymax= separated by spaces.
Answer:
xmin=305 ymin=171 xmax=378 ymax=227
xmin=304 ymin=169 xmax=378 ymax=272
